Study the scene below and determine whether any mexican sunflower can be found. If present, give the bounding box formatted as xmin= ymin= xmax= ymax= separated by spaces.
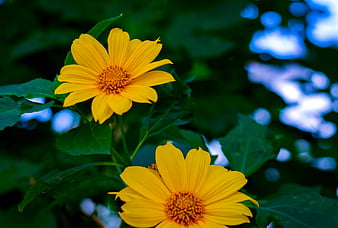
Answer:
xmin=111 ymin=142 xmax=259 ymax=227
xmin=55 ymin=28 xmax=175 ymax=124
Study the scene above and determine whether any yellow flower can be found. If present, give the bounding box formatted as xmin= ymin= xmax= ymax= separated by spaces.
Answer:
xmin=55 ymin=28 xmax=175 ymax=124
xmin=112 ymin=142 xmax=258 ymax=228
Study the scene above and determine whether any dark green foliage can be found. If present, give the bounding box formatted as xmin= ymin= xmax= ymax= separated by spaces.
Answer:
xmin=63 ymin=14 xmax=123 ymax=65
xmin=56 ymin=122 xmax=113 ymax=156
xmin=0 ymin=96 xmax=54 ymax=130
xmin=0 ymin=156 xmax=42 ymax=194
xmin=18 ymin=161 xmax=122 ymax=212
xmin=140 ymin=71 xmax=192 ymax=138
xmin=255 ymin=185 xmax=338 ymax=228
xmin=220 ymin=114 xmax=278 ymax=176
xmin=0 ymin=78 xmax=55 ymax=99
xmin=0 ymin=0 xmax=338 ymax=227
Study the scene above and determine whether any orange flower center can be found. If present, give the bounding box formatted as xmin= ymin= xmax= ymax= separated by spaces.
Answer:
xmin=147 ymin=163 xmax=158 ymax=171
xmin=97 ymin=65 xmax=131 ymax=94
xmin=165 ymin=191 xmax=205 ymax=226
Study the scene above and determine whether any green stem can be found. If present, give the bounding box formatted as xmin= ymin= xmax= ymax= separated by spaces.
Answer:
xmin=130 ymin=102 xmax=176 ymax=161
xmin=110 ymin=146 xmax=127 ymax=173
xmin=118 ymin=115 xmax=129 ymax=155
xmin=51 ymin=104 xmax=64 ymax=109
xmin=74 ymin=106 xmax=90 ymax=124
xmin=130 ymin=130 xmax=149 ymax=161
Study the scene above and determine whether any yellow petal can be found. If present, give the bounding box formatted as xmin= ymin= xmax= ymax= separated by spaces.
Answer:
xmin=156 ymin=220 xmax=181 ymax=228
xmin=108 ymin=28 xmax=130 ymax=65
xmin=120 ymin=199 xmax=166 ymax=227
xmin=91 ymin=93 xmax=114 ymax=124
xmin=157 ymin=219 xmax=223 ymax=228
xmin=58 ymin=75 xmax=95 ymax=84
xmin=121 ymin=198 xmax=164 ymax=212
xmin=106 ymin=94 xmax=132 ymax=115
xmin=60 ymin=64 xmax=98 ymax=76
xmin=201 ymin=220 xmax=228 ymax=228
xmin=63 ymin=89 xmax=100 ymax=107
xmin=120 ymin=85 xmax=158 ymax=103
xmin=115 ymin=187 xmax=144 ymax=201
xmin=120 ymin=166 xmax=170 ymax=203
xmin=126 ymin=38 xmax=142 ymax=57
xmin=130 ymin=71 xmax=175 ymax=87
xmin=205 ymin=202 xmax=253 ymax=217
xmin=204 ymin=203 xmax=252 ymax=225
xmin=132 ymin=59 xmax=173 ymax=78
xmin=58 ymin=65 xmax=98 ymax=84
xmin=222 ymin=192 xmax=259 ymax=206
xmin=185 ymin=148 xmax=211 ymax=192
xmin=155 ymin=142 xmax=187 ymax=192
xmin=71 ymin=34 xmax=110 ymax=73
xmin=124 ymin=40 xmax=162 ymax=75
xmin=55 ymin=83 xmax=97 ymax=94
xmin=199 ymin=166 xmax=247 ymax=205
xmin=205 ymin=215 xmax=250 ymax=227
xmin=188 ymin=223 xmax=202 ymax=228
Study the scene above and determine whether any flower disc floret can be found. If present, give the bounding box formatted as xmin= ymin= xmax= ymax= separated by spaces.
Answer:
xmin=166 ymin=191 xmax=205 ymax=226
xmin=97 ymin=65 xmax=131 ymax=94
xmin=112 ymin=142 xmax=259 ymax=228
xmin=55 ymin=28 xmax=175 ymax=124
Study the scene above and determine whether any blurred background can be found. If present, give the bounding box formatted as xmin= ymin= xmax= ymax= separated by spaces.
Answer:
xmin=0 ymin=0 xmax=337 ymax=227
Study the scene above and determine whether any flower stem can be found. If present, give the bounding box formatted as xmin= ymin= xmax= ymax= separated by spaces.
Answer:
xmin=118 ymin=115 xmax=129 ymax=155
xmin=129 ymin=102 xmax=175 ymax=161
xmin=51 ymin=104 xmax=64 ymax=109
xmin=74 ymin=106 xmax=91 ymax=124
xmin=130 ymin=130 xmax=149 ymax=161
xmin=110 ymin=145 xmax=124 ymax=173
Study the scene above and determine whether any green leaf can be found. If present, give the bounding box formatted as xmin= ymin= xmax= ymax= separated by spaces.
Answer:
xmin=56 ymin=122 xmax=112 ymax=155
xmin=162 ymin=126 xmax=208 ymax=151
xmin=11 ymin=29 xmax=77 ymax=59
xmin=0 ymin=97 xmax=21 ymax=130
xmin=64 ymin=14 xmax=122 ymax=65
xmin=129 ymin=71 xmax=191 ymax=160
xmin=0 ymin=96 xmax=54 ymax=130
xmin=18 ymin=162 xmax=122 ymax=212
xmin=255 ymin=185 xmax=338 ymax=228
xmin=1 ymin=207 xmax=57 ymax=228
xmin=18 ymin=179 xmax=49 ymax=213
xmin=140 ymin=71 xmax=192 ymax=138
xmin=87 ymin=14 xmax=123 ymax=38
xmin=18 ymin=99 xmax=54 ymax=113
xmin=174 ymin=129 xmax=208 ymax=150
xmin=0 ymin=78 xmax=55 ymax=99
xmin=0 ymin=156 xmax=42 ymax=194
xmin=164 ymin=2 xmax=246 ymax=58
xmin=219 ymin=114 xmax=278 ymax=176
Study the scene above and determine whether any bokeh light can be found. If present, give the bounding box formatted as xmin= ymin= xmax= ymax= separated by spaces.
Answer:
xmin=80 ymin=198 xmax=95 ymax=216
xmin=51 ymin=109 xmax=80 ymax=133
xmin=311 ymin=72 xmax=330 ymax=90
xmin=206 ymin=139 xmax=229 ymax=166
xmin=247 ymin=62 xmax=336 ymax=138
xmin=252 ymin=107 xmax=271 ymax=125
xmin=312 ymin=157 xmax=337 ymax=171
xmin=20 ymin=98 xmax=53 ymax=123
xmin=295 ymin=139 xmax=311 ymax=153
xmin=289 ymin=2 xmax=308 ymax=17
xmin=240 ymin=3 xmax=259 ymax=19
xmin=249 ymin=27 xmax=306 ymax=59
xmin=330 ymin=83 xmax=338 ymax=98
xmin=265 ymin=168 xmax=280 ymax=182
xmin=306 ymin=0 xmax=338 ymax=47
xmin=276 ymin=148 xmax=292 ymax=162
xmin=260 ymin=11 xmax=282 ymax=28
